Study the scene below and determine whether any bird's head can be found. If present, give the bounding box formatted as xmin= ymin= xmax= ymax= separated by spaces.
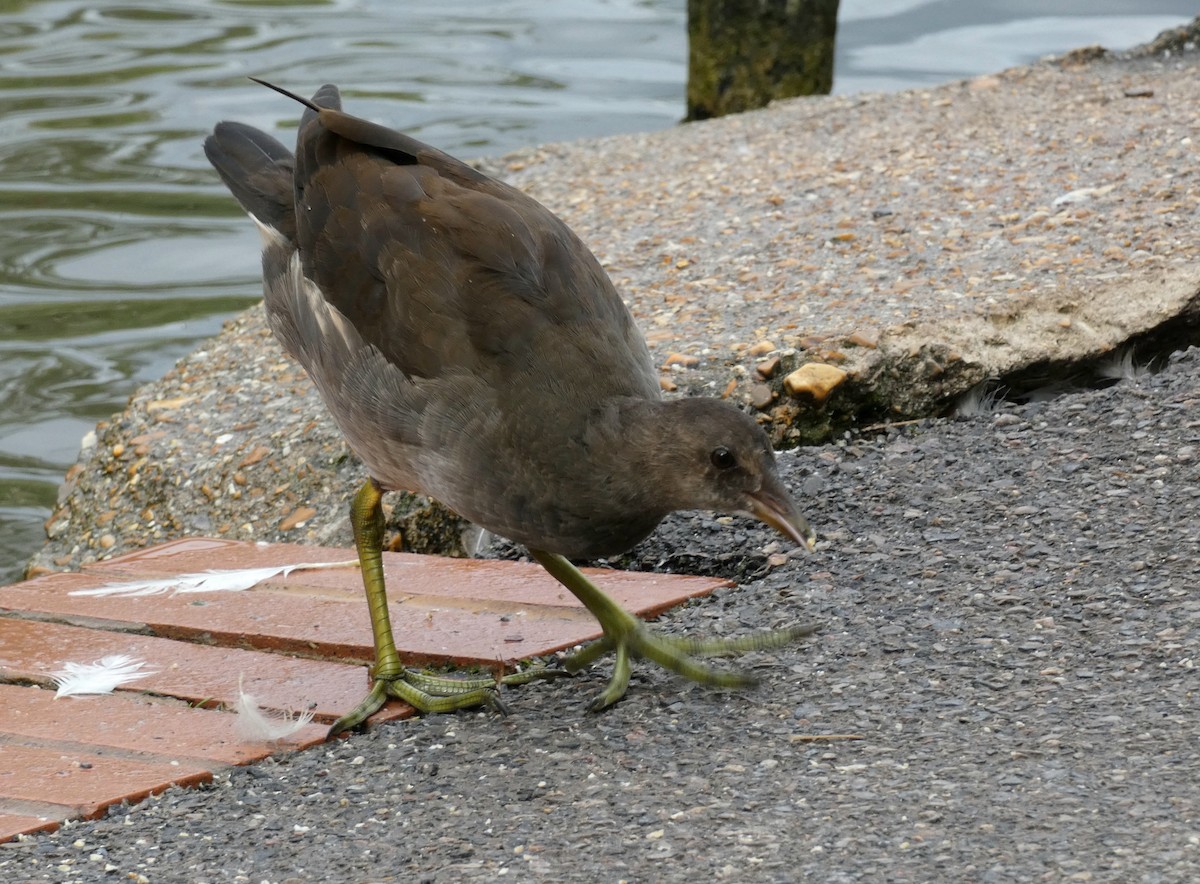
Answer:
xmin=641 ymin=398 xmax=816 ymax=551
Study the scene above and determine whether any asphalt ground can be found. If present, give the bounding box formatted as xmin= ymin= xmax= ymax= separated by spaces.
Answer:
xmin=5 ymin=345 xmax=1197 ymax=883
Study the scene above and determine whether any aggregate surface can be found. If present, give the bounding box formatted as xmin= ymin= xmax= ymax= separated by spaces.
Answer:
xmin=6 ymin=347 xmax=1198 ymax=883
xmin=26 ymin=31 xmax=1200 ymax=577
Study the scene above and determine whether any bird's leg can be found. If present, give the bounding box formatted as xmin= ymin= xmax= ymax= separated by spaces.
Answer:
xmin=328 ymin=479 xmax=562 ymax=736
xmin=528 ymin=549 xmax=817 ymax=711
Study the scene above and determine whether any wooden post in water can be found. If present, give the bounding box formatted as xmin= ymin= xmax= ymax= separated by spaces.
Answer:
xmin=687 ymin=0 xmax=839 ymax=120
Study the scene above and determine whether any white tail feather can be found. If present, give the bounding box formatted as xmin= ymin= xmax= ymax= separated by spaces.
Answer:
xmin=69 ymin=560 xmax=359 ymax=598
xmin=233 ymin=675 xmax=316 ymax=741
xmin=53 ymin=654 xmax=155 ymax=698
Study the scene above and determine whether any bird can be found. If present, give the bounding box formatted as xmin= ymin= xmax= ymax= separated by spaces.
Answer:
xmin=204 ymin=80 xmax=817 ymax=734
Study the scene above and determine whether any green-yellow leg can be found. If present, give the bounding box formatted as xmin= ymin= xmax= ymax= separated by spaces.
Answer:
xmin=328 ymin=480 xmax=563 ymax=736
xmin=529 ymin=548 xmax=818 ymax=711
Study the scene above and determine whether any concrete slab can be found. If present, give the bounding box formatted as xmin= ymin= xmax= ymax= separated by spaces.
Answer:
xmin=27 ymin=44 xmax=1200 ymax=577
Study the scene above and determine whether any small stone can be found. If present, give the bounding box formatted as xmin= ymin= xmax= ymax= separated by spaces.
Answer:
xmin=111 ymin=444 xmax=125 ymax=458
xmin=844 ymin=330 xmax=878 ymax=349
xmin=98 ymin=534 xmax=116 ymax=549
xmin=748 ymin=340 xmax=776 ymax=357
xmin=796 ymin=335 xmax=827 ymax=351
xmin=749 ymin=384 xmax=775 ymax=410
xmin=146 ymin=396 xmax=195 ymax=413
xmin=1053 ymin=184 xmax=1114 ymax=206
xmin=783 ymin=364 xmax=848 ymax=404
xmin=279 ymin=506 xmax=318 ymax=531
xmin=755 ymin=356 xmax=781 ymax=379
xmin=239 ymin=445 xmax=272 ymax=467
xmin=659 ymin=377 xmax=678 ymax=393
xmin=661 ymin=352 xmax=700 ymax=368
xmin=44 ymin=511 xmax=70 ymax=539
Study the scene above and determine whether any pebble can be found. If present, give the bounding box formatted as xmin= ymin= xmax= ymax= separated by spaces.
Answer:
xmin=662 ymin=353 xmax=700 ymax=368
xmin=755 ymin=356 xmax=781 ymax=379
xmin=844 ymin=330 xmax=878 ymax=349
xmin=783 ymin=363 xmax=848 ymax=403
xmin=749 ymin=383 xmax=775 ymax=410
xmin=278 ymin=506 xmax=318 ymax=532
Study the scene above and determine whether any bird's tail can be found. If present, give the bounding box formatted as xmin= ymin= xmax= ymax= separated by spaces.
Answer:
xmin=203 ymin=121 xmax=297 ymax=241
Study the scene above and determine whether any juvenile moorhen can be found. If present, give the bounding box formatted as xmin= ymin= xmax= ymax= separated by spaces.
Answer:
xmin=204 ymin=81 xmax=816 ymax=734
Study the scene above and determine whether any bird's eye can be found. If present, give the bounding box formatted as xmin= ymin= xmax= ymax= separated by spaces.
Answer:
xmin=710 ymin=446 xmax=737 ymax=470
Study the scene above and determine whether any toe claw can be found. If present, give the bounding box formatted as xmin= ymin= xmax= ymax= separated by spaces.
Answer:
xmin=577 ymin=620 xmax=815 ymax=711
xmin=328 ymin=681 xmax=388 ymax=737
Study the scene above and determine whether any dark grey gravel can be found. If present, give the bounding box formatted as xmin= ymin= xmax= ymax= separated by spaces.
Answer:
xmin=5 ymin=348 xmax=1198 ymax=883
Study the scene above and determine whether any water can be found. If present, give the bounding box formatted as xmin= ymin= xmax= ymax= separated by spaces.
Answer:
xmin=1 ymin=0 xmax=1194 ymax=583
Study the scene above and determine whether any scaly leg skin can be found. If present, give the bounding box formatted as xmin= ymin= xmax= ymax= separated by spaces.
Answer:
xmin=528 ymin=548 xmax=818 ymax=711
xmin=328 ymin=479 xmax=565 ymax=736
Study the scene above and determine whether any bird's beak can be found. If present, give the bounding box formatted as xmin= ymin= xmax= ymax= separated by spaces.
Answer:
xmin=747 ymin=480 xmax=816 ymax=552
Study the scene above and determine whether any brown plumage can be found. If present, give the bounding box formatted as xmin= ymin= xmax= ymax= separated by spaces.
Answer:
xmin=205 ymin=82 xmax=815 ymax=729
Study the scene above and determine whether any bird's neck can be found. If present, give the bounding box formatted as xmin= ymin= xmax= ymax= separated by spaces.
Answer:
xmin=598 ymin=397 xmax=701 ymax=510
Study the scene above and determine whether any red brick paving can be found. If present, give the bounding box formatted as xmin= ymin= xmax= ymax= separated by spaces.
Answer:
xmin=0 ymin=813 xmax=59 ymax=844
xmin=0 ymin=537 xmax=727 ymax=842
xmin=0 ymin=743 xmax=212 ymax=817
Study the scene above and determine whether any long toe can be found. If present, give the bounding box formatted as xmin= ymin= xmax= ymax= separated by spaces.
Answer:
xmin=568 ymin=620 xmax=819 ymax=712
xmin=330 ymin=663 xmax=574 ymax=735
xmin=532 ymin=550 xmax=818 ymax=711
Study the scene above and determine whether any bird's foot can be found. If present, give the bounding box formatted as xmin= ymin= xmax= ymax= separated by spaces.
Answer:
xmin=327 ymin=663 xmax=569 ymax=737
xmin=527 ymin=548 xmax=818 ymax=711
xmin=562 ymin=619 xmax=819 ymax=712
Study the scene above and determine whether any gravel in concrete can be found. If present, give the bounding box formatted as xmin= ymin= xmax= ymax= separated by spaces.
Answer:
xmin=26 ymin=33 xmax=1200 ymax=576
